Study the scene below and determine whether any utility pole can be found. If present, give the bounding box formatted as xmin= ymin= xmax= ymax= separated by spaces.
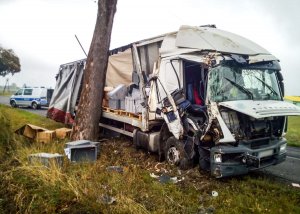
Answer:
xmin=2 ymin=78 xmax=9 ymax=94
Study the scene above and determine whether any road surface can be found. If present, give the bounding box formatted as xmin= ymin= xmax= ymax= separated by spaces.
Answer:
xmin=0 ymin=95 xmax=299 ymax=183
xmin=259 ymin=146 xmax=300 ymax=183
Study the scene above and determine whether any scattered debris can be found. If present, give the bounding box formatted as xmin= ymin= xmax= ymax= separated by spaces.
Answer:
xmin=106 ymin=166 xmax=124 ymax=173
xmin=15 ymin=124 xmax=47 ymax=140
xmin=150 ymin=173 xmax=160 ymax=178
xmin=150 ymin=173 xmax=184 ymax=184
xmin=15 ymin=124 xmax=72 ymax=143
xmin=36 ymin=130 xmax=56 ymax=143
xmin=64 ymin=140 xmax=100 ymax=162
xmin=55 ymin=127 xmax=72 ymax=139
xmin=292 ymin=183 xmax=300 ymax=188
xmin=97 ymin=195 xmax=116 ymax=205
xmin=28 ymin=153 xmax=64 ymax=168
xmin=211 ymin=191 xmax=218 ymax=197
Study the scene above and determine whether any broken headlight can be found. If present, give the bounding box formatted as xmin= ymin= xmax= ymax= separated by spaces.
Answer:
xmin=214 ymin=153 xmax=222 ymax=163
xmin=279 ymin=143 xmax=287 ymax=154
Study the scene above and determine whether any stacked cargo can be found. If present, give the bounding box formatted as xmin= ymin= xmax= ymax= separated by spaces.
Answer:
xmin=107 ymin=84 xmax=127 ymax=110
xmin=125 ymin=88 xmax=142 ymax=114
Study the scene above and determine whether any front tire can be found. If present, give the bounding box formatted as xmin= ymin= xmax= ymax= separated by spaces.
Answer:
xmin=10 ymin=100 xmax=17 ymax=108
xmin=164 ymin=136 xmax=192 ymax=170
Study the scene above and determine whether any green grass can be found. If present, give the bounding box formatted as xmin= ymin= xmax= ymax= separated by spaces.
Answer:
xmin=0 ymin=105 xmax=300 ymax=213
xmin=286 ymin=116 xmax=300 ymax=147
xmin=0 ymin=104 xmax=64 ymax=131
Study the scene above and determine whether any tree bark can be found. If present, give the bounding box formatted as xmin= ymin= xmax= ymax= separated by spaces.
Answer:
xmin=71 ymin=0 xmax=117 ymax=141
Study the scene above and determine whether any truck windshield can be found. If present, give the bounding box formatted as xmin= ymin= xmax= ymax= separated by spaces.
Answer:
xmin=208 ymin=65 xmax=281 ymax=102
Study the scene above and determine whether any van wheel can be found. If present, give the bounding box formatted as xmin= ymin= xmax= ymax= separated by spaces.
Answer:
xmin=31 ymin=102 xmax=38 ymax=109
xmin=164 ymin=136 xmax=192 ymax=170
xmin=10 ymin=100 xmax=17 ymax=108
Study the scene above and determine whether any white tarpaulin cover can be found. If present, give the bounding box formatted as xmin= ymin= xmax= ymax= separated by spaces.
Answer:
xmin=106 ymin=48 xmax=133 ymax=87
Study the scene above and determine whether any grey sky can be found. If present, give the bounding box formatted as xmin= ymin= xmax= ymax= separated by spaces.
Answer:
xmin=0 ymin=0 xmax=299 ymax=95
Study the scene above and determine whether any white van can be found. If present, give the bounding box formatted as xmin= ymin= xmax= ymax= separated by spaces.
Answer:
xmin=10 ymin=87 xmax=48 ymax=109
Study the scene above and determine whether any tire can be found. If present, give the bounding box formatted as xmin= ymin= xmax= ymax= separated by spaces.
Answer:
xmin=31 ymin=102 xmax=38 ymax=110
xmin=199 ymin=146 xmax=210 ymax=171
xmin=10 ymin=100 xmax=17 ymax=108
xmin=164 ymin=136 xmax=192 ymax=170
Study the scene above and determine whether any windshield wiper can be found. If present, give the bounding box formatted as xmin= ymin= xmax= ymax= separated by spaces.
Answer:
xmin=225 ymin=77 xmax=253 ymax=99
xmin=254 ymin=76 xmax=278 ymax=97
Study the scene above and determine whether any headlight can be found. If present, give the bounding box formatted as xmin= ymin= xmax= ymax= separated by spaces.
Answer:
xmin=214 ymin=153 xmax=222 ymax=163
xmin=279 ymin=143 xmax=287 ymax=154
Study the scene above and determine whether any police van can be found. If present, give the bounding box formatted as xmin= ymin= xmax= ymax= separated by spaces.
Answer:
xmin=10 ymin=87 xmax=49 ymax=109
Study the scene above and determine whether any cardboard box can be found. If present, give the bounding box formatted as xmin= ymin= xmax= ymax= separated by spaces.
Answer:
xmin=15 ymin=124 xmax=48 ymax=139
xmin=36 ymin=130 xmax=56 ymax=143
xmin=55 ymin=128 xmax=72 ymax=139
xmin=104 ymin=86 xmax=114 ymax=100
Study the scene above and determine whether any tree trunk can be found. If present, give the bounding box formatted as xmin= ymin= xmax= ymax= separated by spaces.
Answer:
xmin=71 ymin=0 xmax=118 ymax=141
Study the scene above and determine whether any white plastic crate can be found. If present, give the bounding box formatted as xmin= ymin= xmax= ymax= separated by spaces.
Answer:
xmin=108 ymin=99 xmax=120 ymax=109
xmin=107 ymin=84 xmax=127 ymax=100
xmin=125 ymin=97 xmax=142 ymax=114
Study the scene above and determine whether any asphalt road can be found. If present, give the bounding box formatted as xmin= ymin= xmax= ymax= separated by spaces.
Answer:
xmin=260 ymin=146 xmax=300 ymax=183
xmin=0 ymin=95 xmax=299 ymax=183
xmin=0 ymin=95 xmax=48 ymax=117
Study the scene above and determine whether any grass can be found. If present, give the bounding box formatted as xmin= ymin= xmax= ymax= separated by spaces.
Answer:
xmin=0 ymin=104 xmax=300 ymax=213
xmin=286 ymin=116 xmax=300 ymax=147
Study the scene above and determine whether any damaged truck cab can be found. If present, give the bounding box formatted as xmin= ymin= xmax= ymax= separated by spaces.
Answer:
xmin=49 ymin=25 xmax=300 ymax=178
xmin=135 ymin=25 xmax=300 ymax=178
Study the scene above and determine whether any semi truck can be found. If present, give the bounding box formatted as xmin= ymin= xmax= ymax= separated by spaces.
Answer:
xmin=48 ymin=25 xmax=300 ymax=178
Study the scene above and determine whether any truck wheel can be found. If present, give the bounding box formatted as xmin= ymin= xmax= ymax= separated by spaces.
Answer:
xmin=10 ymin=100 xmax=17 ymax=108
xmin=199 ymin=147 xmax=210 ymax=171
xmin=164 ymin=136 xmax=192 ymax=170
xmin=31 ymin=102 xmax=38 ymax=110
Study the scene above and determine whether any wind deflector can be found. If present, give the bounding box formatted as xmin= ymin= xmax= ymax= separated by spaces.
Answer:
xmin=176 ymin=26 xmax=271 ymax=55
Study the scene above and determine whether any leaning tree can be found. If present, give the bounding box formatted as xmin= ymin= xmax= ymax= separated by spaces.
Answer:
xmin=71 ymin=0 xmax=118 ymax=141
xmin=0 ymin=46 xmax=21 ymax=77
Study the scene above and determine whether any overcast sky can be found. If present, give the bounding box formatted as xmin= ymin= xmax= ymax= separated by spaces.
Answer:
xmin=0 ymin=0 xmax=299 ymax=95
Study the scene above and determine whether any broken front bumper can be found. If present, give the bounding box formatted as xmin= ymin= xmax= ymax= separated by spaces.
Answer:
xmin=210 ymin=138 xmax=287 ymax=178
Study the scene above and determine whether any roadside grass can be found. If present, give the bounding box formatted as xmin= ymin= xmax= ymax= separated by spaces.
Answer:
xmin=286 ymin=116 xmax=300 ymax=147
xmin=0 ymin=104 xmax=64 ymax=131
xmin=0 ymin=105 xmax=300 ymax=213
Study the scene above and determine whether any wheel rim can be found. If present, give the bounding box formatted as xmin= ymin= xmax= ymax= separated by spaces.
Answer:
xmin=32 ymin=103 xmax=37 ymax=109
xmin=167 ymin=147 xmax=180 ymax=165
xmin=11 ymin=101 xmax=16 ymax=107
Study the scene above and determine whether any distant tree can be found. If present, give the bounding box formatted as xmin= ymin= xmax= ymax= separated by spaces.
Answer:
xmin=71 ymin=0 xmax=118 ymax=141
xmin=0 ymin=46 xmax=21 ymax=77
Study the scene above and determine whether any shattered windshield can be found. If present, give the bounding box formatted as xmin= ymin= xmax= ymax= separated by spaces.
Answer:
xmin=208 ymin=65 xmax=281 ymax=102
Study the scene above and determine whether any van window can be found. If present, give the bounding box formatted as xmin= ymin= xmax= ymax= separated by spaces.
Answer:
xmin=24 ymin=89 xmax=33 ymax=95
xmin=15 ymin=89 xmax=23 ymax=95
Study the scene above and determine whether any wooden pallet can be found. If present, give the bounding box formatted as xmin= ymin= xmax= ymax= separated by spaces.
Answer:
xmin=102 ymin=107 xmax=119 ymax=114
xmin=102 ymin=107 xmax=142 ymax=120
